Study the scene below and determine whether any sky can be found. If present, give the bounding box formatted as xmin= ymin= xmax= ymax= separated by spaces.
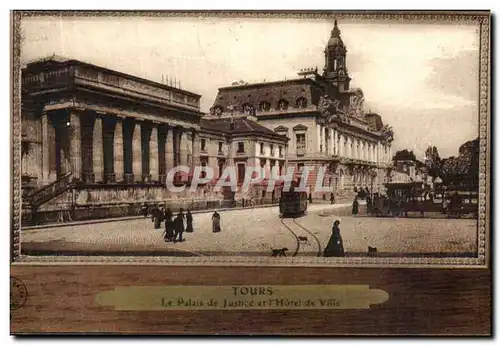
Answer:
xmin=20 ymin=16 xmax=480 ymax=159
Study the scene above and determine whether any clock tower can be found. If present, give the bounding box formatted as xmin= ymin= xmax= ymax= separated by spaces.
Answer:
xmin=323 ymin=20 xmax=351 ymax=91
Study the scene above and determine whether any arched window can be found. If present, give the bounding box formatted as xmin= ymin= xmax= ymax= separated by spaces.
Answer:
xmin=212 ymin=106 xmax=223 ymax=116
xmin=295 ymin=97 xmax=308 ymax=108
xmin=241 ymin=103 xmax=255 ymax=115
xmin=277 ymin=99 xmax=289 ymax=110
xmin=338 ymin=56 xmax=344 ymax=68
xmin=259 ymin=101 xmax=271 ymax=111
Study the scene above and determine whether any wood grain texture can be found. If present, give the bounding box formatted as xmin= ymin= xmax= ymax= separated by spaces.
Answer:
xmin=10 ymin=265 xmax=491 ymax=335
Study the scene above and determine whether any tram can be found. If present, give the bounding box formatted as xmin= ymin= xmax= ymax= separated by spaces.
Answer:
xmin=279 ymin=180 xmax=308 ymax=217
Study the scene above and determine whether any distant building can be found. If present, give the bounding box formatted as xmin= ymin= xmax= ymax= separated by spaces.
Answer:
xmin=208 ymin=20 xmax=394 ymax=199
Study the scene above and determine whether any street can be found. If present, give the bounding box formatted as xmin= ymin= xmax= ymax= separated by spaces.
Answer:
xmin=21 ymin=203 xmax=477 ymax=258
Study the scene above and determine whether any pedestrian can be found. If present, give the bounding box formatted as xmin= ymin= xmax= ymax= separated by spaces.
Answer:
xmin=185 ymin=210 xmax=194 ymax=233
xmin=151 ymin=204 xmax=158 ymax=223
xmin=308 ymin=193 xmax=313 ymax=204
xmin=164 ymin=208 xmax=175 ymax=242
xmin=174 ymin=209 xmax=185 ymax=242
xmin=154 ymin=206 xmax=163 ymax=229
xmin=141 ymin=203 xmax=148 ymax=218
xmin=212 ymin=211 xmax=221 ymax=233
xmin=366 ymin=194 xmax=372 ymax=215
xmin=352 ymin=196 xmax=359 ymax=215
xmin=330 ymin=192 xmax=336 ymax=205
xmin=323 ymin=219 xmax=345 ymax=257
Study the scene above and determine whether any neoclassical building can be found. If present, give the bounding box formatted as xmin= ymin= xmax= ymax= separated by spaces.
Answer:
xmin=209 ymin=20 xmax=394 ymax=199
xmin=21 ymin=56 xmax=287 ymax=224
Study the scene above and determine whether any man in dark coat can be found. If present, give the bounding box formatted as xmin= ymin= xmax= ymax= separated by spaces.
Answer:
xmin=185 ymin=210 xmax=194 ymax=233
xmin=174 ymin=209 xmax=185 ymax=242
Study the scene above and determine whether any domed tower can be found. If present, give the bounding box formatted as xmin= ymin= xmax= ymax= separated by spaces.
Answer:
xmin=323 ymin=20 xmax=351 ymax=91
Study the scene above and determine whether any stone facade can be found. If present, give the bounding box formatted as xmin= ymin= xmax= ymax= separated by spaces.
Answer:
xmin=21 ymin=57 xmax=287 ymax=224
xmin=208 ymin=21 xmax=395 ymax=199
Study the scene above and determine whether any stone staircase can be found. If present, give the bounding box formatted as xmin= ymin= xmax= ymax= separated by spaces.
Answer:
xmin=22 ymin=173 xmax=73 ymax=225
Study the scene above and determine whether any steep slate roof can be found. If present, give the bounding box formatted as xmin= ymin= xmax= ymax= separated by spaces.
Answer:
xmin=200 ymin=117 xmax=285 ymax=140
xmin=211 ymin=77 xmax=348 ymax=112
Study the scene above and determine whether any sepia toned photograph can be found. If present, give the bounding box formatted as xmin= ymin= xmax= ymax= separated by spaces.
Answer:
xmin=13 ymin=11 xmax=490 ymax=267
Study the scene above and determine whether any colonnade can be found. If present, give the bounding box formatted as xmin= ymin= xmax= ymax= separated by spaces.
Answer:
xmin=40 ymin=109 xmax=200 ymax=186
xmin=316 ymin=124 xmax=392 ymax=163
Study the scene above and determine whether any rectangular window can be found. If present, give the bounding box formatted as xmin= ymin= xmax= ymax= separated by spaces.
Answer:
xmin=260 ymin=142 xmax=264 ymax=155
xmin=201 ymin=138 xmax=206 ymax=151
xmin=296 ymin=133 xmax=306 ymax=156
xmin=279 ymin=145 xmax=283 ymax=157
xmin=270 ymin=144 xmax=274 ymax=156
xmin=218 ymin=141 xmax=223 ymax=153
xmin=218 ymin=160 xmax=224 ymax=178
xmin=237 ymin=142 xmax=245 ymax=153
xmin=237 ymin=164 xmax=246 ymax=183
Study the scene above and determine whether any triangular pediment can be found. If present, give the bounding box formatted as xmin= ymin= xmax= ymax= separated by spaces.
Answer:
xmin=274 ymin=125 xmax=289 ymax=132
xmin=293 ymin=124 xmax=308 ymax=131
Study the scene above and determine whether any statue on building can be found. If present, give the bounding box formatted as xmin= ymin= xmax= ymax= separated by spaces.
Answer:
xmin=346 ymin=89 xmax=365 ymax=119
xmin=318 ymin=94 xmax=346 ymax=124
xmin=380 ymin=125 xmax=394 ymax=143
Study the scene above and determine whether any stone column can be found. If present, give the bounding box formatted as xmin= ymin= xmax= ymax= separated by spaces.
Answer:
xmin=376 ymin=141 xmax=381 ymax=164
xmin=338 ymin=134 xmax=343 ymax=157
xmin=192 ymin=130 xmax=201 ymax=167
xmin=132 ymin=122 xmax=142 ymax=181
xmin=149 ymin=124 xmax=159 ymax=181
xmin=69 ymin=111 xmax=82 ymax=180
xmin=179 ymin=130 xmax=189 ymax=166
xmin=93 ymin=116 xmax=104 ymax=182
xmin=316 ymin=123 xmax=321 ymax=152
xmin=165 ymin=127 xmax=174 ymax=172
xmin=41 ymin=113 xmax=50 ymax=185
xmin=321 ymin=126 xmax=326 ymax=153
xmin=113 ymin=118 xmax=124 ymax=182
xmin=330 ymin=128 xmax=335 ymax=155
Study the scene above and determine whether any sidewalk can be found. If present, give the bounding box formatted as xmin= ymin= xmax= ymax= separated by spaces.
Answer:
xmin=23 ymin=201 xmax=358 ymax=231
xmin=22 ymin=202 xmax=280 ymax=231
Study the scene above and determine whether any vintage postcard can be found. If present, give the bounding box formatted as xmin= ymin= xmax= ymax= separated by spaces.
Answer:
xmin=10 ymin=10 xmax=491 ymax=335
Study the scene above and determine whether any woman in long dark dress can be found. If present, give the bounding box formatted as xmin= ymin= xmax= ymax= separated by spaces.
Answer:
xmin=352 ymin=196 xmax=359 ymax=215
xmin=163 ymin=208 xmax=175 ymax=242
xmin=323 ymin=220 xmax=345 ymax=257
xmin=185 ymin=210 xmax=194 ymax=233
xmin=212 ymin=211 xmax=221 ymax=233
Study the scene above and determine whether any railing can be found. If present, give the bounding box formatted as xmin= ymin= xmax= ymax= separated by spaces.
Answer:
xmin=142 ymin=174 xmax=152 ymax=183
xmin=104 ymin=173 xmax=116 ymax=183
xmin=123 ymin=174 xmax=135 ymax=184
xmin=82 ymin=173 xmax=95 ymax=184
xmin=28 ymin=172 xmax=73 ymax=208
xmin=22 ymin=68 xmax=74 ymax=90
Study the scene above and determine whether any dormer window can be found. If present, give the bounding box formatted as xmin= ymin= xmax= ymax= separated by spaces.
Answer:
xmin=277 ymin=99 xmax=289 ymax=110
xmin=242 ymin=103 xmax=255 ymax=115
xmin=295 ymin=97 xmax=308 ymax=108
xmin=259 ymin=101 xmax=271 ymax=111
xmin=212 ymin=106 xmax=223 ymax=116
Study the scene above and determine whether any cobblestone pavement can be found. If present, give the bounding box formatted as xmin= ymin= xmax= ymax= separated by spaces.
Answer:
xmin=21 ymin=203 xmax=477 ymax=257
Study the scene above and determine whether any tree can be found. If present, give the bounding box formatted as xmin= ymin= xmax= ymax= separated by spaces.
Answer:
xmin=393 ymin=149 xmax=416 ymax=162
xmin=424 ymin=146 xmax=442 ymax=182
xmin=441 ymin=138 xmax=479 ymax=189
